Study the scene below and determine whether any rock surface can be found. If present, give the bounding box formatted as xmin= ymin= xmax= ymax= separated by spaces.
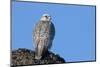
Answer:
xmin=11 ymin=48 xmax=65 ymax=66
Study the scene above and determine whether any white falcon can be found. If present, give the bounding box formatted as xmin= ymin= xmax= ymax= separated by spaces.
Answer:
xmin=33 ymin=14 xmax=55 ymax=60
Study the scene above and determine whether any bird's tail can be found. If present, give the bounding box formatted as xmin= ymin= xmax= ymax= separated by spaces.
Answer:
xmin=35 ymin=41 xmax=44 ymax=60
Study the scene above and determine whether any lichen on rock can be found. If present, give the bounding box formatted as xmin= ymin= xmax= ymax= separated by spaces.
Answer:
xmin=11 ymin=48 xmax=65 ymax=66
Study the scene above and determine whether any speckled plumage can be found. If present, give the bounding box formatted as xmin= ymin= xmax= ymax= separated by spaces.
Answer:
xmin=33 ymin=14 xmax=55 ymax=59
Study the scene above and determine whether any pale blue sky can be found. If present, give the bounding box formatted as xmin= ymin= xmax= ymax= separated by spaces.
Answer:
xmin=12 ymin=1 xmax=96 ymax=62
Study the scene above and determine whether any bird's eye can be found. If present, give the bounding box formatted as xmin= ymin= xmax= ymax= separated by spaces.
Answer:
xmin=45 ymin=16 xmax=48 ymax=18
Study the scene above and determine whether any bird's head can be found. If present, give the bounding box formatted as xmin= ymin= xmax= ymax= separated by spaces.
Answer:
xmin=40 ymin=14 xmax=51 ymax=22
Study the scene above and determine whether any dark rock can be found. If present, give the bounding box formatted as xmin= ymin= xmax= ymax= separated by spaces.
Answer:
xmin=11 ymin=48 xmax=65 ymax=67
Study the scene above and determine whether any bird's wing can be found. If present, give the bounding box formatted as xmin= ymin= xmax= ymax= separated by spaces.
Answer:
xmin=46 ymin=22 xmax=55 ymax=49
xmin=33 ymin=21 xmax=41 ymax=47
xmin=49 ymin=22 xmax=55 ymax=40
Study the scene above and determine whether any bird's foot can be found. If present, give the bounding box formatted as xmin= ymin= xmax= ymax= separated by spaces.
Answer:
xmin=35 ymin=56 xmax=42 ymax=60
